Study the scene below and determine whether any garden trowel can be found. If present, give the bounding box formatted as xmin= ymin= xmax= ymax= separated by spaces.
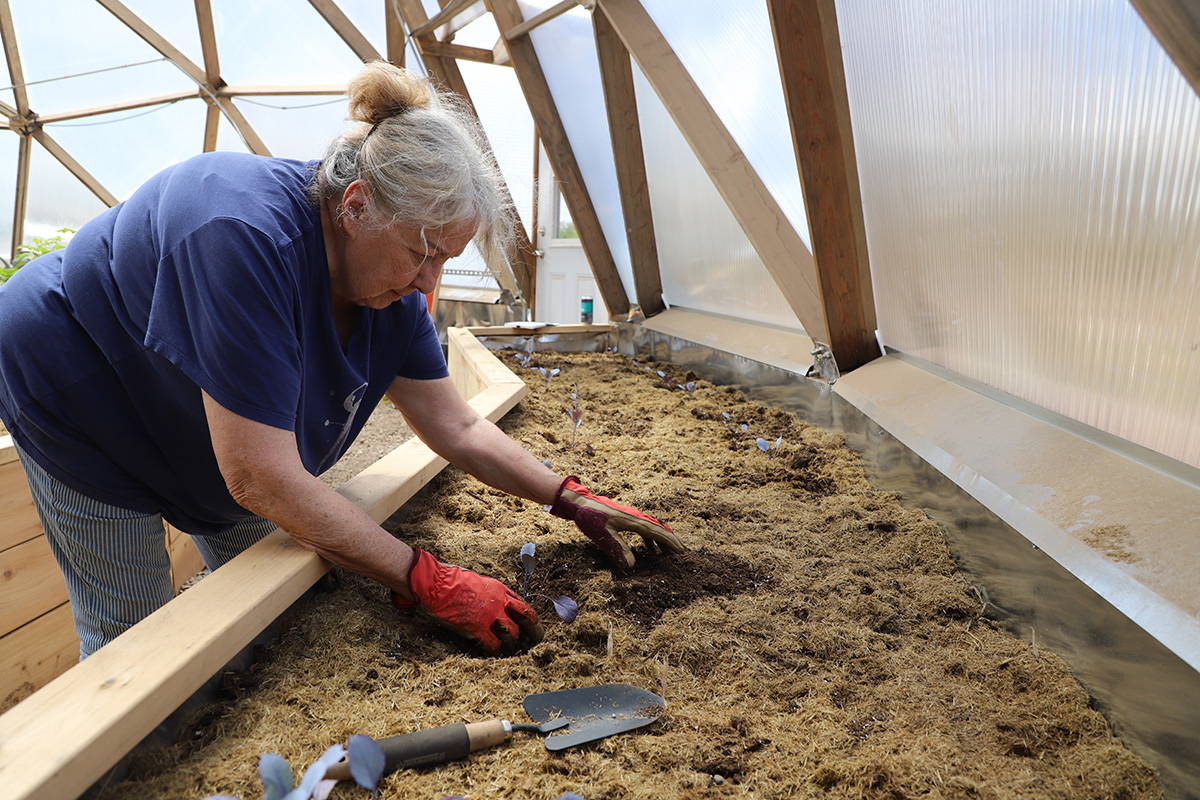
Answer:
xmin=325 ymin=683 xmax=664 ymax=779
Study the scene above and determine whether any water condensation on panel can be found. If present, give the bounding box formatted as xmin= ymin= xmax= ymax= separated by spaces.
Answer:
xmin=517 ymin=0 xmax=636 ymax=305
xmin=634 ymin=66 xmax=802 ymax=331
xmin=838 ymin=0 xmax=1200 ymax=469
xmin=639 ymin=0 xmax=810 ymax=250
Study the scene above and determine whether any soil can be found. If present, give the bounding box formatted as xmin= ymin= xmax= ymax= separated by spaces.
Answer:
xmin=97 ymin=350 xmax=1163 ymax=800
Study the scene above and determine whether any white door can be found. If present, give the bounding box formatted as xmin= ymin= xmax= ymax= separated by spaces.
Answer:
xmin=534 ymin=145 xmax=608 ymax=325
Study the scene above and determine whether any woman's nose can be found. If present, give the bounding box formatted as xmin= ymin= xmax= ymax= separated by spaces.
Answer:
xmin=411 ymin=259 xmax=441 ymax=294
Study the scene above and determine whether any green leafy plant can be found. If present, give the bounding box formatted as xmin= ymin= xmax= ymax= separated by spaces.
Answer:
xmin=1 ymin=228 xmax=75 ymax=284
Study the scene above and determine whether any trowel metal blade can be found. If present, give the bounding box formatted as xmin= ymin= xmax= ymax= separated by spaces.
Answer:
xmin=522 ymin=683 xmax=665 ymax=752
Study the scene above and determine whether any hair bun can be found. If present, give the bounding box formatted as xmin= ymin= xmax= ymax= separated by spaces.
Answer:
xmin=345 ymin=61 xmax=434 ymax=126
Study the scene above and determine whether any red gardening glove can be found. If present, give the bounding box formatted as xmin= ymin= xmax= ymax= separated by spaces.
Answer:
xmin=549 ymin=476 xmax=685 ymax=569
xmin=391 ymin=548 xmax=544 ymax=655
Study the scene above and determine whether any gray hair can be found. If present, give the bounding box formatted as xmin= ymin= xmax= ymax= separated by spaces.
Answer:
xmin=313 ymin=61 xmax=514 ymax=264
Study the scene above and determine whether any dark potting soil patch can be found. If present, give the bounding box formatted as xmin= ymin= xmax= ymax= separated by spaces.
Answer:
xmin=97 ymin=349 xmax=1164 ymax=800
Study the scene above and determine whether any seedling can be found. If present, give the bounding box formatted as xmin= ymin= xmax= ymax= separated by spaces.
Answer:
xmin=519 ymin=542 xmax=579 ymax=622
xmin=756 ymin=436 xmax=784 ymax=459
xmin=677 ymin=381 xmax=697 ymax=397
xmin=515 ymin=352 xmax=533 ymax=369
xmin=540 ymin=366 xmax=560 ymax=391
xmin=204 ymin=736 xmax=384 ymax=800
xmin=565 ymin=385 xmax=585 ymax=449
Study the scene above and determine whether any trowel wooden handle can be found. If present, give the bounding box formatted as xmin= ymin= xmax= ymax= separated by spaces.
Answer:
xmin=325 ymin=720 xmax=510 ymax=780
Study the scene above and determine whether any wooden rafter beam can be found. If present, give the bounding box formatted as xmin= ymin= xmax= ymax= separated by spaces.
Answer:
xmin=503 ymin=0 xmax=581 ymax=41
xmin=769 ymin=0 xmax=876 ymax=371
xmin=194 ymin=0 xmax=222 ymax=88
xmin=217 ymin=84 xmax=346 ymax=97
xmin=96 ymin=0 xmax=207 ymax=86
xmin=37 ymin=90 xmax=200 ymax=124
xmin=596 ymin=0 xmax=824 ymax=340
xmin=307 ymin=0 xmax=381 ymax=63
xmin=202 ymin=100 xmax=220 ymax=152
xmin=410 ymin=0 xmax=480 ymax=38
xmin=213 ymin=96 xmax=270 ymax=156
xmin=417 ymin=40 xmax=497 ymax=65
xmin=385 ymin=0 xmax=406 ymax=66
xmin=0 ymin=0 xmax=28 ymax=116
xmin=10 ymin=134 xmax=29 ymax=259
xmin=593 ymin=5 xmax=663 ymax=317
xmin=29 ymin=130 xmax=118 ymax=207
xmin=396 ymin=0 xmax=537 ymax=306
xmin=490 ymin=0 xmax=629 ymax=318
xmin=1130 ymin=0 xmax=1200 ymax=98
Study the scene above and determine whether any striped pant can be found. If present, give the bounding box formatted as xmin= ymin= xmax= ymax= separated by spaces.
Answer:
xmin=15 ymin=445 xmax=276 ymax=660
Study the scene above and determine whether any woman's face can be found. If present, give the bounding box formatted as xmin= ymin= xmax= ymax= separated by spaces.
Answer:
xmin=327 ymin=181 xmax=476 ymax=310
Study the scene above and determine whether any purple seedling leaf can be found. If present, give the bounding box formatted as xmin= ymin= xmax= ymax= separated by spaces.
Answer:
xmin=756 ymin=437 xmax=770 ymax=453
xmin=284 ymin=745 xmax=345 ymax=800
xmin=347 ymin=735 xmax=385 ymax=797
xmin=311 ymin=780 xmax=337 ymax=800
xmin=550 ymin=596 xmax=579 ymax=623
xmin=259 ymin=753 xmax=293 ymax=800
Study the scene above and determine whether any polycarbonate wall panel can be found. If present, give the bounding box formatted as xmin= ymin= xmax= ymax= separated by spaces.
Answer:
xmin=517 ymin=0 xmax=636 ymax=302
xmin=45 ymin=101 xmax=214 ymax=202
xmin=458 ymin=59 xmax=535 ymax=239
xmin=26 ymin=144 xmax=109 ymax=240
xmin=10 ymin=0 xmax=193 ymax=115
xmin=635 ymin=67 xmax=801 ymax=330
xmin=211 ymin=0 xmax=364 ymax=87
xmin=639 ymin=0 xmax=810 ymax=250
xmin=839 ymin=0 xmax=1200 ymax=468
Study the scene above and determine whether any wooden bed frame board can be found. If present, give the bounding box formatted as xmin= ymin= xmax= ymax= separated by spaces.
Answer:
xmin=0 ymin=328 xmax=527 ymax=800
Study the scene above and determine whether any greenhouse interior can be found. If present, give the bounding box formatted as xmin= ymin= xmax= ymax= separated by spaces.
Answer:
xmin=0 ymin=0 xmax=1198 ymax=798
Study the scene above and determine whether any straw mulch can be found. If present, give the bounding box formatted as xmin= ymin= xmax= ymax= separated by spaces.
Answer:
xmin=98 ymin=350 xmax=1163 ymax=800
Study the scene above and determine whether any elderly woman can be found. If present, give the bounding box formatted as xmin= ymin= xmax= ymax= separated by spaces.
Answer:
xmin=0 ymin=62 xmax=682 ymax=659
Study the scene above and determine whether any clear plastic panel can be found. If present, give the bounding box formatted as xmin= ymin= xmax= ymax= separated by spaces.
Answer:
xmin=211 ymin=0 xmax=365 ymax=87
xmin=41 ymin=100 xmax=217 ymax=202
xmin=634 ymin=66 xmax=801 ymax=330
xmin=331 ymin=0 xmax=388 ymax=59
xmin=229 ymin=95 xmax=352 ymax=162
xmin=0 ymin=132 xmax=17 ymax=253
xmin=838 ymin=0 xmax=1200 ymax=468
xmin=9 ymin=0 xmax=194 ymax=114
xmin=517 ymin=0 xmax=635 ymax=302
xmin=639 ymin=0 xmax=810 ymax=250
xmin=457 ymin=60 xmax=534 ymax=238
xmin=119 ymin=0 xmax=206 ymax=68
xmin=24 ymin=141 xmax=111 ymax=242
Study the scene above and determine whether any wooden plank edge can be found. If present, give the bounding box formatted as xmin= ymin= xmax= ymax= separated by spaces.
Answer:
xmin=463 ymin=323 xmax=615 ymax=337
xmin=0 ymin=603 xmax=77 ymax=714
xmin=0 ymin=332 xmax=528 ymax=800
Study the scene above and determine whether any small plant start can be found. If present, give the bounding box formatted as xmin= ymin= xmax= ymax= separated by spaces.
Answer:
xmin=565 ymin=385 xmax=585 ymax=450
xmin=519 ymin=542 xmax=579 ymax=623
xmin=756 ymin=436 xmax=784 ymax=459
xmin=204 ymin=735 xmax=384 ymax=800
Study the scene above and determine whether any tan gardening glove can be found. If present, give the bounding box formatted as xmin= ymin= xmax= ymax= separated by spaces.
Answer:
xmin=549 ymin=476 xmax=686 ymax=569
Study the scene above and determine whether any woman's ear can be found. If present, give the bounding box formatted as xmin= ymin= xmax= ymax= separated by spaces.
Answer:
xmin=340 ymin=180 xmax=371 ymax=234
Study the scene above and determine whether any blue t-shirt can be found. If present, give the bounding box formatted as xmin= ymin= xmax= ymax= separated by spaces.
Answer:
xmin=0 ymin=152 xmax=448 ymax=534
